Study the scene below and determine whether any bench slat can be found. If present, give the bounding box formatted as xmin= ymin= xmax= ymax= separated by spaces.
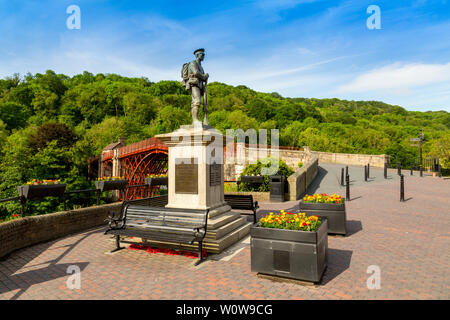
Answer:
xmin=107 ymin=229 xmax=199 ymax=243
xmin=125 ymin=223 xmax=203 ymax=234
xmin=127 ymin=206 xmax=206 ymax=217
xmin=126 ymin=211 xmax=205 ymax=221
xmin=127 ymin=221 xmax=204 ymax=229
xmin=126 ymin=214 xmax=204 ymax=225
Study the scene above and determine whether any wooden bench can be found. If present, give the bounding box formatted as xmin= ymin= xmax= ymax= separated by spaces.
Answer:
xmin=224 ymin=194 xmax=259 ymax=223
xmin=104 ymin=197 xmax=209 ymax=265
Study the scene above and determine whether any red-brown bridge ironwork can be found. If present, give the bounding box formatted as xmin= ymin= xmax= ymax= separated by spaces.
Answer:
xmin=102 ymin=137 xmax=168 ymax=200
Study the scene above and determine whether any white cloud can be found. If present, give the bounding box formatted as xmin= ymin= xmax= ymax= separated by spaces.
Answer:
xmin=338 ymin=62 xmax=450 ymax=95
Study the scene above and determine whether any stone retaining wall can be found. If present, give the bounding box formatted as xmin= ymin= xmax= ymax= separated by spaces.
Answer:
xmin=304 ymin=147 xmax=389 ymax=168
xmin=224 ymin=144 xmax=388 ymax=180
xmin=287 ymin=155 xmax=319 ymax=201
xmin=0 ymin=203 xmax=121 ymax=259
xmin=0 ymin=196 xmax=169 ymax=259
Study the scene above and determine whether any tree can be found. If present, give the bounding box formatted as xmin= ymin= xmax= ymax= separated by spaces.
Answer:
xmin=148 ymin=80 xmax=186 ymax=96
xmin=123 ymin=92 xmax=158 ymax=124
xmin=0 ymin=102 xmax=30 ymax=130
xmin=151 ymin=105 xmax=190 ymax=134
xmin=426 ymin=134 xmax=450 ymax=169
xmin=80 ymin=117 xmax=129 ymax=155
xmin=31 ymin=86 xmax=59 ymax=119
xmin=227 ymin=110 xmax=259 ymax=131
xmin=28 ymin=122 xmax=77 ymax=151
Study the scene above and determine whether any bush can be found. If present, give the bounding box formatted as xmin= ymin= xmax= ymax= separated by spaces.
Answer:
xmin=298 ymin=161 xmax=303 ymax=168
xmin=238 ymin=157 xmax=294 ymax=192
xmin=224 ymin=182 xmax=238 ymax=192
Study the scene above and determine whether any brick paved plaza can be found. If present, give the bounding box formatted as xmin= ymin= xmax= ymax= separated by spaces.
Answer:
xmin=0 ymin=165 xmax=449 ymax=300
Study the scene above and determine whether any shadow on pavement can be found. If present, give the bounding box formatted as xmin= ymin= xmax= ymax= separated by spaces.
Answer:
xmin=320 ymin=248 xmax=353 ymax=286
xmin=346 ymin=220 xmax=363 ymax=237
xmin=0 ymin=262 xmax=89 ymax=299
xmin=0 ymin=228 xmax=100 ymax=299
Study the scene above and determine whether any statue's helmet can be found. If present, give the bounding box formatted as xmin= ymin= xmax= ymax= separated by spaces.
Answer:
xmin=193 ymin=48 xmax=205 ymax=55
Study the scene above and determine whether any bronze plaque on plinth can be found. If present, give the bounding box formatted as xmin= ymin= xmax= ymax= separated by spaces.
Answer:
xmin=209 ymin=163 xmax=222 ymax=186
xmin=175 ymin=158 xmax=198 ymax=194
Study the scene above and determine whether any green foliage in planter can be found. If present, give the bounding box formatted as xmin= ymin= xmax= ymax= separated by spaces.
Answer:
xmin=238 ymin=157 xmax=294 ymax=192
xmin=298 ymin=161 xmax=303 ymax=168
xmin=224 ymin=182 xmax=238 ymax=192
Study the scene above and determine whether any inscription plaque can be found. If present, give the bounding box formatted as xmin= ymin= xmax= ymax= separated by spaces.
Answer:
xmin=175 ymin=158 xmax=198 ymax=194
xmin=209 ymin=163 xmax=222 ymax=187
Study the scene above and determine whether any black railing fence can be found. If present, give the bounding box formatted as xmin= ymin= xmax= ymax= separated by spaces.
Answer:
xmin=395 ymin=157 xmax=442 ymax=173
xmin=0 ymin=183 xmax=168 ymax=219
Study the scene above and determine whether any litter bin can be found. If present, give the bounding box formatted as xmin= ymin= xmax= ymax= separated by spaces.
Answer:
xmin=270 ymin=175 xmax=285 ymax=202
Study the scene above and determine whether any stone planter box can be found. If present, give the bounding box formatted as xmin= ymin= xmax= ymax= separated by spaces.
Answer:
xmin=250 ymin=219 xmax=328 ymax=283
xmin=299 ymin=199 xmax=347 ymax=235
xmin=95 ymin=180 xmax=128 ymax=192
xmin=17 ymin=184 xmax=67 ymax=200
xmin=145 ymin=177 xmax=168 ymax=187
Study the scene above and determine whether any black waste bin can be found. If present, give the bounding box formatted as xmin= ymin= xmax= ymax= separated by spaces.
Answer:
xmin=270 ymin=175 xmax=285 ymax=202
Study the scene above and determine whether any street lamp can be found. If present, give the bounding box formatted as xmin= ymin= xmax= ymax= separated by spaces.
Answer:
xmin=419 ymin=129 xmax=424 ymax=169
xmin=410 ymin=129 xmax=425 ymax=172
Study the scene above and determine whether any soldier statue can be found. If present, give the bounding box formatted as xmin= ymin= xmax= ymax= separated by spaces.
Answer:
xmin=181 ymin=48 xmax=209 ymax=126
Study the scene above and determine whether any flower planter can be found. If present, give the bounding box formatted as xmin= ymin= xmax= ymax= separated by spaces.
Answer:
xmin=17 ymin=184 xmax=66 ymax=200
xmin=240 ymin=176 xmax=265 ymax=184
xmin=145 ymin=177 xmax=168 ymax=187
xmin=95 ymin=180 xmax=128 ymax=192
xmin=299 ymin=199 xmax=347 ymax=235
xmin=250 ymin=219 xmax=328 ymax=283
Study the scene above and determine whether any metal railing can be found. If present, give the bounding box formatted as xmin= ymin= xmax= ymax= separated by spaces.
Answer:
xmin=0 ymin=184 xmax=167 ymax=218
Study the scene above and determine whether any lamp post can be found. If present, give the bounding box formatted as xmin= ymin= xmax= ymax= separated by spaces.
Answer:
xmin=419 ymin=129 xmax=424 ymax=169
xmin=410 ymin=129 xmax=425 ymax=175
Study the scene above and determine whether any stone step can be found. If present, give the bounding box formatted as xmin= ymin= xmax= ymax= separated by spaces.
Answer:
xmin=208 ymin=204 xmax=232 ymax=219
xmin=207 ymin=211 xmax=242 ymax=230
xmin=208 ymin=222 xmax=252 ymax=253
xmin=205 ymin=216 xmax=247 ymax=240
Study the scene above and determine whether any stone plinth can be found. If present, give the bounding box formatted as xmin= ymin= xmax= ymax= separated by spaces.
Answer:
xmin=156 ymin=125 xmax=227 ymax=210
xmin=155 ymin=124 xmax=251 ymax=253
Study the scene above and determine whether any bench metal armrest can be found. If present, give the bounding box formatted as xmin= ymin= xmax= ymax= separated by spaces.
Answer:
xmin=104 ymin=204 xmax=129 ymax=233
xmin=201 ymin=210 xmax=209 ymax=239
xmin=105 ymin=212 xmax=124 ymax=231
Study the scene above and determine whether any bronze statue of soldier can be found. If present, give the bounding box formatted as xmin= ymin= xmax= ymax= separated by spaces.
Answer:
xmin=181 ymin=48 xmax=209 ymax=126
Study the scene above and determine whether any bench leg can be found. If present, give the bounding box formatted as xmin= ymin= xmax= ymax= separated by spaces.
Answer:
xmin=111 ymin=235 xmax=124 ymax=253
xmin=194 ymin=241 xmax=204 ymax=266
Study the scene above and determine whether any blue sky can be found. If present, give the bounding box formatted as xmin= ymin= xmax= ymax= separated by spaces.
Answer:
xmin=0 ymin=0 xmax=449 ymax=111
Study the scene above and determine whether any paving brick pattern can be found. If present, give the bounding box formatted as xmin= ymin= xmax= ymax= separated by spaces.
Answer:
xmin=0 ymin=165 xmax=449 ymax=300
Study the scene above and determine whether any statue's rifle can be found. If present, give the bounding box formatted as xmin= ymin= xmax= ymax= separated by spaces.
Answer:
xmin=203 ymin=78 xmax=208 ymax=125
